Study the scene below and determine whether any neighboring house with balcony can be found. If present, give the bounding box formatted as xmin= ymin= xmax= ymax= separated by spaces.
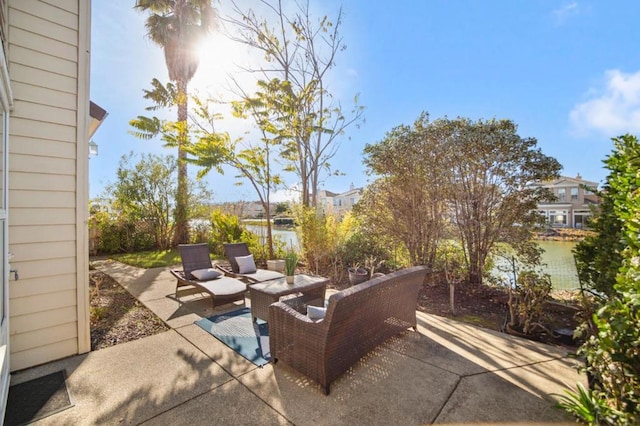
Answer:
xmin=533 ymin=174 xmax=600 ymax=228
xmin=318 ymin=183 xmax=363 ymax=217
xmin=0 ymin=0 xmax=106 ymax=415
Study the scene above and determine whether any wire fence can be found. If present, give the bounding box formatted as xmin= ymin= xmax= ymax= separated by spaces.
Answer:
xmin=541 ymin=258 xmax=580 ymax=291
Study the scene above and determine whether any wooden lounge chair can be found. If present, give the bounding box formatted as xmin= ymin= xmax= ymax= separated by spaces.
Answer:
xmin=217 ymin=242 xmax=285 ymax=284
xmin=170 ymin=243 xmax=247 ymax=308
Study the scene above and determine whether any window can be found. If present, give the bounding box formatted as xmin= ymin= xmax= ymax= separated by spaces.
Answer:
xmin=551 ymin=210 xmax=568 ymax=227
xmin=557 ymin=188 xmax=566 ymax=202
xmin=571 ymin=187 xmax=578 ymax=200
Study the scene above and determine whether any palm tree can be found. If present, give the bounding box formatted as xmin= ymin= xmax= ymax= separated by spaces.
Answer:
xmin=134 ymin=0 xmax=215 ymax=245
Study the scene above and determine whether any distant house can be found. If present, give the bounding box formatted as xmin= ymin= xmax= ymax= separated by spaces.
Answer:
xmin=213 ymin=201 xmax=277 ymax=219
xmin=534 ymin=174 xmax=600 ymax=228
xmin=0 ymin=0 xmax=106 ymax=414
xmin=318 ymin=183 xmax=363 ymax=217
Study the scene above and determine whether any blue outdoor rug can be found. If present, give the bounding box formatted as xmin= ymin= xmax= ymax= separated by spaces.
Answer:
xmin=195 ymin=307 xmax=271 ymax=367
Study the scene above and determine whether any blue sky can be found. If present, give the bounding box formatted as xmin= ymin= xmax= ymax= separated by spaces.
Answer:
xmin=90 ymin=1 xmax=640 ymax=202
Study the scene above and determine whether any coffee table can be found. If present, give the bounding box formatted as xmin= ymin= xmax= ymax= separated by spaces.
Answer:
xmin=249 ymin=274 xmax=328 ymax=322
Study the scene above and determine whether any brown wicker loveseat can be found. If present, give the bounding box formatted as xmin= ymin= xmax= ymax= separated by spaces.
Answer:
xmin=269 ymin=265 xmax=428 ymax=395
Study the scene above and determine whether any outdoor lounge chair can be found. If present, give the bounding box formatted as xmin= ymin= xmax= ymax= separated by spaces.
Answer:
xmin=170 ymin=243 xmax=247 ymax=308
xmin=217 ymin=242 xmax=285 ymax=284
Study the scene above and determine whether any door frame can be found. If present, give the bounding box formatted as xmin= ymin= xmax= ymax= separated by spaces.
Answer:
xmin=0 ymin=1 xmax=13 ymax=416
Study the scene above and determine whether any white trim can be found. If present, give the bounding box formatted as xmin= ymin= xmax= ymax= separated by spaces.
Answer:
xmin=75 ymin=0 xmax=91 ymax=354
xmin=0 ymin=27 xmax=11 ymax=111
xmin=0 ymin=55 xmax=10 ymax=418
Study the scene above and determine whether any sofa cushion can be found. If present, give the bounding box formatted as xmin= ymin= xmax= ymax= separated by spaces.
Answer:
xmin=307 ymin=305 xmax=327 ymax=321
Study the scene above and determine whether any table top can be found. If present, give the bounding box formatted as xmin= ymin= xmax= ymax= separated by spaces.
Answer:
xmin=249 ymin=274 xmax=329 ymax=296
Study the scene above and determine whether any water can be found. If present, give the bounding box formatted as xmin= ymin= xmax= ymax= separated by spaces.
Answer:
xmin=245 ymin=224 xmax=299 ymax=250
xmin=493 ymin=240 xmax=579 ymax=291
xmin=537 ymin=240 xmax=579 ymax=290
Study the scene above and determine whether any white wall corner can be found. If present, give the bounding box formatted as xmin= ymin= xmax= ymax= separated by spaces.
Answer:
xmin=75 ymin=0 xmax=92 ymax=354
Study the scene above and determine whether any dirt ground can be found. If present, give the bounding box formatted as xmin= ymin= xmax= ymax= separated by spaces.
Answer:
xmin=90 ymin=269 xmax=582 ymax=351
xmin=89 ymin=271 xmax=169 ymax=350
xmin=417 ymin=281 xmax=582 ymax=348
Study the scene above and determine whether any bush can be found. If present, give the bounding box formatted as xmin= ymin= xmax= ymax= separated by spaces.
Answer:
xmin=91 ymin=211 xmax=155 ymax=254
xmin=341 ymin=230 xmax=395 ymax=274
xmin=559 ymin=134 xmax=640 ymax=424
xmin=294 ymin=206 xmax=355 ymax=282
xmin=513 ymin=270 xmax=552 ymax=335
xmin=208 ymin=209 xmax=264 ymax=262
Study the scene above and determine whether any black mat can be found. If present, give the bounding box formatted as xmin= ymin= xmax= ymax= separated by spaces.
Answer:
xmin=4 ymin=370 xmax=73 ymax=425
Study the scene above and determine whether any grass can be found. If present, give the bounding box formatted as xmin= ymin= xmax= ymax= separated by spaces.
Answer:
xmin=456 ymin=314 xmax=498 ymax=329
xmin=110 ymin=249 xmax=182 ymax=268
xmin=109 ymin=248 xmax=224 ymax=268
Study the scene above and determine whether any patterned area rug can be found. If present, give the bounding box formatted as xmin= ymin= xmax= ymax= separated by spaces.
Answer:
xmin=195 ymin=307 xmax=271 ymax=366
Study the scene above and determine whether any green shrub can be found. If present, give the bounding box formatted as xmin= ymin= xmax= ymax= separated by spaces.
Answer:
xmin=91 ymin=211 xmax=155 ymax=254
xmin=341 ymin=230 xmax=395 ymax=274
xmin=514 ymin=270 xmax=552 ymax=335
xmin=190 ymin=220 xmax=211 ymax=244
xmin=554 ymin=382 xmax=619 ymax=425
xmin=209 ymin=209 xmax=244 ymax=255
xmin=559 ymin=134 xmax=640 ymax=424
xmin=208 ymin=209 xmax=264 ymax=262
xmin=294 ymin=206 xmax=355 ymax=281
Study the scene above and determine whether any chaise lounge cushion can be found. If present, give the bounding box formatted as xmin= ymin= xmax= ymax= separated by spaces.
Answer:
xmin=171 ymin=243 xmax=248 ymax=308
xmin=195 ymin=276 xmax=247 ymax=296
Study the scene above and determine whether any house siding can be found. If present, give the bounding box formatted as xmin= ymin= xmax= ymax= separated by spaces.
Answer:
xmin=7 ymin=0 xmax=86 ymax=371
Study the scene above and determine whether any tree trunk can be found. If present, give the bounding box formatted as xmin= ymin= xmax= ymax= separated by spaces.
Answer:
xmin=263 ymin=200 xmax=274 ymax=259
xmin=173 ymin=78 xmax=190 ymax=245
xmin=468 ymin=250 xmax=483 ymax=285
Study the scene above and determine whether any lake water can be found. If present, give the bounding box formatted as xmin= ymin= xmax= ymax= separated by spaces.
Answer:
xmin=537 ymin=240 xmax=580 ymax=290
xmin=491 ymin=240 xmax=579 ymax=290
xmin=245 ymin=224 xmax=580 ymax=290
xmin=245 ymin=225 xmax=299 ymax=250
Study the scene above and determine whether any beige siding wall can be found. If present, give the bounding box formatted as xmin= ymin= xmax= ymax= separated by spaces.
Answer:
xmin=7 ymin=0 xmax=82 ymax=371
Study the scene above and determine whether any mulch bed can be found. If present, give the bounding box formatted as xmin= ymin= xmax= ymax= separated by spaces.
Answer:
xmin=417 ymin=280 xmax=582 ymax=348
xmin=89 ymin=271 xmax=169 ymax=351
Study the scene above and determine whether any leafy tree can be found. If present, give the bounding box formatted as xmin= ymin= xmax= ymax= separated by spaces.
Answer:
xmin=359 ymin=114 xmax=560 ymax=285
xmin=227 ymin=0 xmax=364 ymax=208
xmin=105 ymin=153 xmax=211 ymax=250
xmin=134 ymin=0 xmax=216 ymax=244
xmin=437 ymin=117 xmax=561 ymax=285
xmin=187 ymin=87 xmax=284 ymax=259
xmin=574 ymin=182 xmax=624 ymax=298
xmin=274 ymin=202 xmax=289 ymax=215
xmin=358 ymin=113 xmax=448 ymax=267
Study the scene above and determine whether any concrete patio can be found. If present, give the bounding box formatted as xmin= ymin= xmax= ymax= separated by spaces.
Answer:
xmin=10 ymin=260 xmax=586 ymax=425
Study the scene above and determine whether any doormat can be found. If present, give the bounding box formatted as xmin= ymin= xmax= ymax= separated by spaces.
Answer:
xmin=4 ymin=370 xmax=73 ymax=425
xmin=195 ymin=307 xmax=271 ymax=366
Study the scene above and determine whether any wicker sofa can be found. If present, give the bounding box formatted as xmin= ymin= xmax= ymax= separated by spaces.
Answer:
xmin=269 ymin=265 xmax=428 ymax=395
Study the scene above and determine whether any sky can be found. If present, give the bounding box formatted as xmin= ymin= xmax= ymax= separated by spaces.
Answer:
xmin=90 ymin=1 xmax=640 ymax=202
